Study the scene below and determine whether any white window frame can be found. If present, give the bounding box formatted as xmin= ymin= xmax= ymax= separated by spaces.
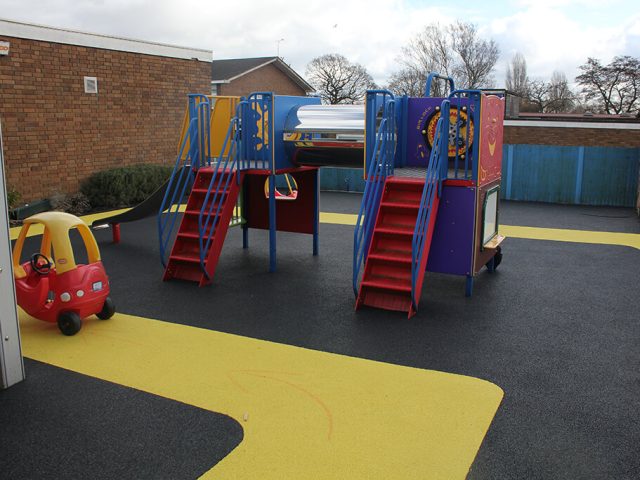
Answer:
xmin=84 ymin=76 xmax=98 ymax=94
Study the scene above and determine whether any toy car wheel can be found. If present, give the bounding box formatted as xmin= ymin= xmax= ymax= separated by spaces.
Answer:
xmin=57 ymin=312 xmax=82 ymax=336
xmin=96 ymin=297 xmax=115 ymax=320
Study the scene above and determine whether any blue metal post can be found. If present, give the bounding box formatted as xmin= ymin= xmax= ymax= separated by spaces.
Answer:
xmin=242 ymin=185 xmax=249 ymax=249
xmin=471 ymin=95 xmax=480 ymax=182
xmin=465 ymin=275 xmax=474 ymax=297
xmin=506 ymin=145 xmax=514 ymax=200
xmin=268 ymin=174 xmax=277 ymax=272
xmin=575 ymin=146 xmax=585 ymax=204
xmin=313 ymin=169 xmax=319 ymax=256
xmin=243 ymin=226 xmax=249 ymax=249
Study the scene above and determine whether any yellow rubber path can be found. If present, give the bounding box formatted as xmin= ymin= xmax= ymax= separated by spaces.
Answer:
xmin=319 ymin=212 xmax=640 ymax=250
xmin=11 ymin=209 xmax=640 ymax=250
xmin=20 ymin=309 xmax=503 ymax=479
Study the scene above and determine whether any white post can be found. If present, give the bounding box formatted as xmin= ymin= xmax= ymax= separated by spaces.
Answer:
xmin=0 ymin=118 xmax=25 ymax=389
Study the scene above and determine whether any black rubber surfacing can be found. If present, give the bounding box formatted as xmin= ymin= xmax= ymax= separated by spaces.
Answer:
xmin=0 ymin=359 xmax=243 ymax=480
xmin=9 ymin=193 xmax=640 ymax=479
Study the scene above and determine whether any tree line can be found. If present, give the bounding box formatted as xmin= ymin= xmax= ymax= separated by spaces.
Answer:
xmin=305 ymin=20 xmax=640 ymax=116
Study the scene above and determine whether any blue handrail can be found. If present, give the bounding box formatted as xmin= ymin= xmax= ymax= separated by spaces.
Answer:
xmin=158 ymin=118 xmax=195 ymax=266
xmin=353 ymin=90 xmax=395 ymax=297
xmin=158 ymin=95 xmax=211 ymax=267
xmin=425 ymin=73 xmax=455 ymax=97
xmin=197 ymin=108 xmax=243 ymax=276
xmin=411 ymin=100 xmax=450 ymax=310
xmin=159 ymin=92 xmax=274 ymax=275
xmin=197 ymin=92 xmax=272 ymax=276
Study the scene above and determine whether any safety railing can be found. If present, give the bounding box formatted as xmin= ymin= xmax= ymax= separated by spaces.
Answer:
xmin=158 ymin=95 xmax=211 ymax=267
xmin=197 ymin=100 xmax=245 ymax=277
xmin=446 ymin=89 xmax=482 ymax=180
xmin=353 ymin=90 xmax=396 ymax=297
xmin=411 ymin=99 xmax=449 ymax=310
xmin=198 ymin=91 xmax=275 ymax=276
xmin=239 ymin=92 xmax=273 ymax=171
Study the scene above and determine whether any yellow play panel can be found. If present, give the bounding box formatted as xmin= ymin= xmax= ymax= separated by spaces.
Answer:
xmin=19 ymin=310 xmax=503 ymax=479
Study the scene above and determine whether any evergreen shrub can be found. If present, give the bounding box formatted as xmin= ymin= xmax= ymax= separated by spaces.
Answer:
xmin=81 ymin=164 xmax=173 ymax=209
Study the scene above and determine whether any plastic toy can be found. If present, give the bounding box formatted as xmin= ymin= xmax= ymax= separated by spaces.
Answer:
xmin=12 ymin=212 xmax=115 ymax=335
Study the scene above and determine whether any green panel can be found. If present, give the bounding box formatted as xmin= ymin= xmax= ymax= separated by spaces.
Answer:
xmin=581 ymin=147 xmax=640 ymax=206
xmin=509 ymin=145 xmax=579 ymax=204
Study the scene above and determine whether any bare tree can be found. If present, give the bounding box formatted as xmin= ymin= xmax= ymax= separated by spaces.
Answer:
xmin=576 ymin=56 xmax=640 ymax=114
xmin=386 ymin=67 xmax=425 ymax=97
xmin=525 ymin=72 xmax=575 ymax=113
xmin=546 ymin=71 xmax=574 ymax=113
xmin=306 ymin=54 xmax=377 ymax=104
xmin=451 ymin=21 xmax=500 ymax=88
xmin=392 ymin=21 xmax=500 ymax=96
xmin=526 ymin=80 xmax=553 ymax=112
xmin=506 ymin=52 xmax=529 ymax=97
xmin=399 ymin=23 xmax=455 ymax=96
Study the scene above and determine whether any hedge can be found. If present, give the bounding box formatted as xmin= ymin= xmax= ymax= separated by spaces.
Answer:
xmin=81 ymin=164 xmax=173 ymax=209
xmin=7 ymin=189 xmax=20 ymax=209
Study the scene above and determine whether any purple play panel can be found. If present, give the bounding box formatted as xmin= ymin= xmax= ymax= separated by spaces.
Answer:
xmin=406 ymin=98 xmax=443 ymax=167
xmin=405 ymin=97 xmax=474 ymax=170
xmin=426 ymin=184 xmax=475 ymax=276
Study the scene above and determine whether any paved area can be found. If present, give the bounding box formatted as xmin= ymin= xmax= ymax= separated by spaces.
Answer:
xmin=2 ymin=192 xmax=639 ymax=479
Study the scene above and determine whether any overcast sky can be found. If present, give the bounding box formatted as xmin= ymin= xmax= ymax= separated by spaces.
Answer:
xmin=3 ymin=0 xmax=639 ymax=87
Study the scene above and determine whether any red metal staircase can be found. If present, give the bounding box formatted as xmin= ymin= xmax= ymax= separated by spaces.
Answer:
xmin=356 ymin=177 xmax=440 ymax=318
xmin=163 ymin=167 xmax=242 ymax=286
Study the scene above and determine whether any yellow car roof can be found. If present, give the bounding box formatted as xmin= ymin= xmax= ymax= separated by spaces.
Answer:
xmin=14 ymin=212 xmax=101 ymax=277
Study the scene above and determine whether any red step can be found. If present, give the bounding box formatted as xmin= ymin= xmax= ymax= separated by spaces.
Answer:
xmin=356 ymin=176 xmax=440 ymax=318
xmin=163 ymin=168 xmax=242 ymax=286
xmin=367 ymin=252 xmax=411 ymax=264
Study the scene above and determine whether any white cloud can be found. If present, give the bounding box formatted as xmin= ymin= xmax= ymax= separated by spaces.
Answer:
xmin=490 ymin=4 xmax=639 ymax=87
xmin=2 ymin=0 xmax=639 ymax=88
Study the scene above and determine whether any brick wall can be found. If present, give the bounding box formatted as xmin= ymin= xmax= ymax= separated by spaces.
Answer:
xmin=505 ymin=125 xmax=640 ymax=147
xmin=218 ymin=63 xmax=307 ymax=97
xmin=0 ymin=36 xmax=211 ymax=202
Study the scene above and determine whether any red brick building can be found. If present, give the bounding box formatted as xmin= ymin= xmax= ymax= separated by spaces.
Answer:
xmin=211 ymin=57 xmax=313 ymax=97
xmin=505 ymin=113 xmax=640 ymax=148
xmin=0 ymin=18 xmax=212 ymax=202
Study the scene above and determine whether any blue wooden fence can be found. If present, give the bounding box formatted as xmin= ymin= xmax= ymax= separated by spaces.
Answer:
xmin=320 ymin=167 xmax=366 ymax=193
xmin=503 ymin=145 xmax=639 ymax=207
xmin=319 ymin=145 xmax=640 ymax=207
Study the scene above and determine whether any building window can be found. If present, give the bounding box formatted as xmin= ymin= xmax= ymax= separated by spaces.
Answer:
xmin=84 ymin=76 xmax=98 ymax=94
xmin=211 ymin=83 xmax=218 ymax=96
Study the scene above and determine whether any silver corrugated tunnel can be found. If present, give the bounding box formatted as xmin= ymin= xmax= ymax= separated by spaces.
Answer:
xmin=283 ymin=104 xmax=365 ymax=168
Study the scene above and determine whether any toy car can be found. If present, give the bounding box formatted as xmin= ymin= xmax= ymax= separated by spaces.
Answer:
xmin=12 ymin=211 xmax=115 ymax=335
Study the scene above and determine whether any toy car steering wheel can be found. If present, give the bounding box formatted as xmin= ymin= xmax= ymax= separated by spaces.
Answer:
xmin=30 ymin=253 xmax=53 ymax=275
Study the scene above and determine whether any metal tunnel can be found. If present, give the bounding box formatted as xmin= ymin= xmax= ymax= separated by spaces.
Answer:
xmin=283 ymin=104 xmax=365 ymax=168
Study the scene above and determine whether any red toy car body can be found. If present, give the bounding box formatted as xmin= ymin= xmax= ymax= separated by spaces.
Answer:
xmin=13 ymin=212 xmax=115 ymax=335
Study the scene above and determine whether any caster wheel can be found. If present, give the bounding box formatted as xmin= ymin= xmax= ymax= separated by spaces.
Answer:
xmin=96 ymin=297 xmax=115 ymax=320
xmin=493 ymin=246 xmax=503 ymax=269
xmin=486 ymin=246 xmax=502 ymax=273
xmin=58 ymin=312 xmax=82 ymax=336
